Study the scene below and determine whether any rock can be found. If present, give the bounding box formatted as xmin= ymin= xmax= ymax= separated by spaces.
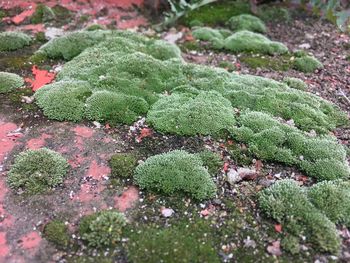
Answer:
xmin=227 ymin=169 xmax=241 ymax=185
xmin=160 ymin=207 xmax=174 ymax=218
xmin=238 ymin=167 xmax=257 ymax=180
xmin=243 ymin=236 xmax=256 ymax=248
xmin=298 ymin=43 xmax=311 ymax=49
xmin=267 ymin=240 xmax=282 ymax=256
xmin=21 ymin=96 xmax=34 ymax=104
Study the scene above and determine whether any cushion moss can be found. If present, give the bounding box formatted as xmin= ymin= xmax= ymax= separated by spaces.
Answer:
xmin=134 ymin=150 xmax=216 ymax=200
xmin=43 ymin=220 xmax=70 ymax=247
xmin=0 ymin=31 xmax=31 ymax=51
xmin=283 ymin=77 xmax=308 ymax=91
xmin=0 ymin=72 xmax=24 ymax=93
xmin=226 ymin=14 xmax=266 ymax=33
xmin=293 ymin=55 xmax=323 ymax=73
xmin=109 ymin=153 xmax=138 ymax=179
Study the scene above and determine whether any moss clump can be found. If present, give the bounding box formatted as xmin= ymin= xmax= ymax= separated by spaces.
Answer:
xmin=127 ymin=221 xmax=220 ymax=263
xmin=79 ymin=210 xmax=127 ymax=248
xmin=0 ymin=31 xmax=31 ymax=51
xmin=147 ymin=91 xmax=235 ymax=136
xmin=240 ymin=54 xmax=293 ymax=71
xmin=0 ymin=72 xmax=24 ymax=93
xmin=84 ymin=24 xmax=105 ymax=31
xmin=307 ymin=180 xmax=350 ymax=226
xmin=226 ymin=14 xmax=266 ymax=33
xmin=224 ymin=30 xmax=288 ymax=55
xmin=281 ymin=235 xmax=300 ymax=255
xmin=293 ymin=55 xmax=323 ymax=73
xmin=192 ymin=27 xmax=224 ymax=41
xmin=259 ymin=179 xmax=341 ymax=253
xmin=110 ymin=153 xmax=138 ymax=178
xmin=134 ymin=150 xmax=216 ymax=200
xmin=257 ymin=6 xmax=291 ymax=22
xmin=196 ymin=150 xmax=223 ymax=175
xmin=146 ymin=40 xmax=182 ymax=61
xmin=228 ymin=143 xmax=254 ymax=166
xmin=218 ymin=61 xmax=236 ymax=72
xmin=7 ymin=148 xmax=69 ymax=194
xmin=283 ymin=77 xmax=308 ymax=91
xmin=232 ymin=111 xmax=349 ymax=180
xmin=34 ymin=80 xmax=92 ymax=122
xmin=43 ymin=220 xmax=70 ymax=247
xmin=67 ymin=256 xmax=113 ymax=263
xmin=85 ymin=91 xmax=149 ymax=125
xmin=31 ymin=4 xmax=56 ymax=24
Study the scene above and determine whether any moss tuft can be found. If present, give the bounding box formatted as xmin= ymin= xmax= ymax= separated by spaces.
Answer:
xmin=283 ymin=77 xmax=308 ymax=91
xmin=110 ymin=153 xmax=138 ymax=178
xmin=281 ymin=235 xmax=300 ymax=255
xmin=147 ymin=91 xmax=235 ymax=136
xmin=134 ymin=150 xmax=216 ymax=200
xmin=43 ymin=220 xmax=70 ymax=247
xmin=7 ymin=148 xmax=69 ymax=194
xmin=146 ymin=40 xmax=182 ymax=61
xmin=293 ymin=55 xmax=323 ymax=73
xmin=226 ymin=14 xmax=266 ymax=33
xmin=240 ymin=54 xmax=293 ymax=71
xmin=0 ymin=72 xmax=24 ymax=93
xmin=196 ymin=150 xmax=223 ymax=175
xmin=0 ymin=31 xmax=31 ymax=51
xmin=31 ymin=4 xmax=56 ymax=24
xmin=257 ymin=6 xmax=291 ymax=22
xmin=79 ymin=210 xmax=127 ymax=248
xmin=84 ymin=24 xmax=105 ymax=31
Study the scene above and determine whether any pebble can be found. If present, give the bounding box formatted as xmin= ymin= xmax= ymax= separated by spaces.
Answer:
xmin=227 ymin=169 xmax=241 ymax=185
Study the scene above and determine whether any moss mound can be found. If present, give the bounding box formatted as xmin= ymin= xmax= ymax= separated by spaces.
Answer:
xmin=226 ymin=14 xmax=267 ymax=33
xmin=283 ymin=77 xmax=308 ymax=91
xmin=147 ymin=91 xmax=236 ymax=136
xmin=127 ymin=221 xmax=220 ymax=263
xmin=192 ymin=27 xmax=224 ymax=49
xmin=134 ymin=150 xmax=216 ymax=200
xmin=0 ymin=72 xmax=24 ymax=93
xmin=34 ymin=80 xmax=92 ymax=122
xmin=196 ymin=150 xmax=223 ymax=175
xmin=0 ymin=31 xmax=31 ymax=51
xmin=294 ymin=55 xmax=323 ymax=73
xmin=224 ymin=30 xmax=288 ymax=55
xmin=7 ymin=148 xmax=69 ymax=194
xmin=232 ymin=111 xmax=349 ymax=180
xmin=79 ymin=210 xmax=127 ymax=248
xmin=110 ymin=153 xmax=138 ymax=179
xmin=43 ymin=220 xmax=70 ymax=247
xmin=259 ymin=179 xmax=341 ymax=253
xmin=31 ymin=4 xmax=56 ymax=24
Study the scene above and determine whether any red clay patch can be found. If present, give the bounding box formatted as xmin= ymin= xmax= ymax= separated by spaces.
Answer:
xmin=0 ymin=232 xmax=10 ymax=258
xmin=26 ymin=133 xmax=52 ymax=150
xmin=114 ymin=186 xmax=139 ymax=212
xmin=86 ymin=160 xmax=110 ymax=180
xmin=73 ymin=126 xmax=94 ymax=138
xmin=0 ymin=121 xmax=20 ymax=164
xmin=11 ymin=7 xmax=36 ymax=25
xmin=25 ymin=66 xmax=56 ymax=92
xmin=19 ymin=231 xmax=42 ymax=250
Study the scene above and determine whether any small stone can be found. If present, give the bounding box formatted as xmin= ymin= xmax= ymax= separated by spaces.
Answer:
xmin=160 ymin=207 xmax=174 ymax=217
xmin=227 ymin=169 xmax=241 ymax=185
xmin=298 ymin=43 xmax=311 ymax=49
xmin=21 ymin=96 xmax=34 ymax=104
xmin=243 ymin=236 xmax=256 ymax=248
xmin=92 ymin=121 xmax=101 ymax=128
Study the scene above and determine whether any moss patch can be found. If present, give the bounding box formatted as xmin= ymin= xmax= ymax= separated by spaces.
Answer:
xmin=43 ymin=220 xmax=70 ymax=247
xmin=7 ymin=148 xmax=69 ymax=194
xmin=30 ymin=4 xmax=56 ymax=24
xmin=240 ymin=54 xmax=293 ymax=71
xmin=196 ymin=150 xmax=223 ymax=175
xmin=226 ymin=14 xmax=266 ymax=33
xmin=0 ymin=72 xmax=24 ymax=93
xmin=110 ymin=153 xmax=138 ymax=179
xmin=283 ymin=77 xmax=308 ymax=91
xmin=134 ymin=150 xmax=216 ymax=200
xmin=293 ymin=55 xmax=323 ymax=73
xmin=0 ymin=31 xmax=31 ymax=51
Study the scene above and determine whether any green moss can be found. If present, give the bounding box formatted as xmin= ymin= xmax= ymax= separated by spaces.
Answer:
xmin=146 ymin=40 xmax=182 ymax=60
xmin=147 ymin=91 xmax=235 ymax=136
xmin=257 ymin=6 xmax=291 ymax=22
xmin=109 ymin=153 xmax=138 ymax=178
xmin=179 ymin=40 xmax=203 ymax=52
xmin=228 ymin=143 xmax=254 ymax=166
xmin=7 ymin=148 xmax=69 ymax=194
xmin=293 ymin=55 xmax=323 ymax=73
xmin=180 ymin=1 xmax=250 ymax=26
xmin=84 ymin=24 xmax=105 ymax=31
xmin=281 ymin=235 xmax=300 ymax=255
xmin=35 ymin=32 xmax=47 ymax=43
xmin=43 ymin=220 xmax=70 ymax=247
xmin=226 ymin=14 xmax=266 ymax=33
xmin=34 ymin=80 xmax=92 ymax=122
xmin=192 ymin=27 xmax=224 ymax=41
xmin=189 ymin=19 xmax=204 ymax=27
xmin=31 ymin=4 xmax=56 ymax=24
xmin=126 ymin=220 xmax=220 ymax=263
xmin=195 ymin=150 xmax=223 ymax=175
xmin=0 ymin=31 xmax=31 ymax=51
xmin=67 ymin=256 xmax=113 ymax=263
xmin=283 ymin=77 xmax=308 ymax=91
xmin=259 ymin=179 xmax=341 ymax=253
xmin=307 ymin=180 xmax=350 ymax=226
xmin=85 ymin=91 xmax=149 ymax=125
xmin=79 ymin=210 xmax=127 ymax=248
xmin=232 ymin=111 xmax=349 ymax=180
xmin=0 ymin=72 xmax=24 ymax=93
xmin=134 ymin=150 xmax=216 ymax=200
xmin=224 ymin=30 xmax=288 ymax=55
xmin=218 ymin=60 xmax=236 ymax=72
xmin=240 ymin=54 xmax=293 ymax=71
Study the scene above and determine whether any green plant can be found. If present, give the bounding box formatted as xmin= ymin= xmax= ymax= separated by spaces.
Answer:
xmin=226 ymin=14 xmax=266 ymax=33
xmin=257 ymin=5 xmax=291 ymax=22
xmin=134 ymin=150 xmax=216 ymax=200
xmin=259 ymin=179 xmax=341 ymax=253
xmin=196 ymin=150 xmax=223 ymax=175
xmin=7 ymin=148 xmax=69 ymax=194
xmin=146 ymin=40 xmax=182 ymax=61
xmin=0 ymin=72 xmax=24 ymax=93
xmin=79 ymin=210 xmax=127 ymax=248
xmin=43 ymin=220 xmax=70 ymax=247
xmin=84 ymin=24 xmax=105 ymax=31
xmin=224 ymin=30 xmax=288 ymax=55
xmin=281 ymin=235 xmax=300 ymax=255
xmin=0 ymin=31 xmax=31 ymax=51
xmin=283 ymin=77 xmax=308 ymax=91
xmin=31 ymin=4 xmax=56 ymax=24
xmin=293 ymin=55 xmax=324 ymax=73
xmin=110 ymin=153 xmax=138 ymax=178
xmin=34 ymin=80 xmax=92 ymax=122
xmin=147 ymin=91 xmax=235 ymax=136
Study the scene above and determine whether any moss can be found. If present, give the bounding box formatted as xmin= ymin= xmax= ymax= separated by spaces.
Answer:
xmin=307 ymin=180 xmax=350 ymax=226
xmin=85 ymin=91 xmax=149 ymax=125
xmin=293 ymin=55 xmax=323 ymax=73
xmin=35 ymin=32 xmax=47 ymax=43
xmin=180 ymin=1 xmax=250 ymax=26
xmin=126 ymin=220 xmax=220 ymax=263
xmin=259 ymin=179 xmax=341 ymax=253
xmin=196 ymin=150 xmax=223 ymax=175
xmin=179 ymin=40 xmax=203 ymax=52
xmin=224 ymin=30 xmax=288 ymax=55
xmin=0 ymin=31 xmax=31 ymax=51
xmin=218 ymin=60 xmax=236 ymax=72
xmin=189 ymin=19 xmax=204 ymax=27
xmin=147 ymin=91 xmax=235 ymax=136
xmin=109 ymin=153 xmax=138 ymax=178
xmin=240 ymin=54 xmax=293 ymax=71
xmin=232 ymin=111 xmax=349 ymax=180
xmin=283 ymin=77 xmax=308 ymax=91
xmin=281 ymin=235 xmax=300 ymax=255
xmin=0 ymin=72 xmax=24 ymax=93
xmin=7 ymin=148 xmax=69 ymax=194
xmin=228 ymin=143 xmax=254 ymax=166
xmin=257 ymin=6 xmax=291 ymax=22
xmin=31 ymin=4 xmax=56 ymax=24
xmin=226 ymin=14 xmax=266 ymax=33
xmin=134 ymin=150 xmax=216 ymax=200
xmin=79 ymin=210 xmax=127 ymax=248
xmin=43 ymin=220 xmax=70 ymax=247
xmin=84 ymin=24 xmax=105 ymax=31
xmin=146 ymin=40 xmax=182 ymax=60
xmin=192 ymin=27 xmax=224 ymax=41
xmin=34 ymin=80 xmax=92 ymax=122
xmin=67 ymin=256 xmax=113 ymax=263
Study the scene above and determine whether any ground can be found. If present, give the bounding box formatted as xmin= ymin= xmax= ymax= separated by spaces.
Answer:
xmin=0 ymin=1 xmax=350 ymax=263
